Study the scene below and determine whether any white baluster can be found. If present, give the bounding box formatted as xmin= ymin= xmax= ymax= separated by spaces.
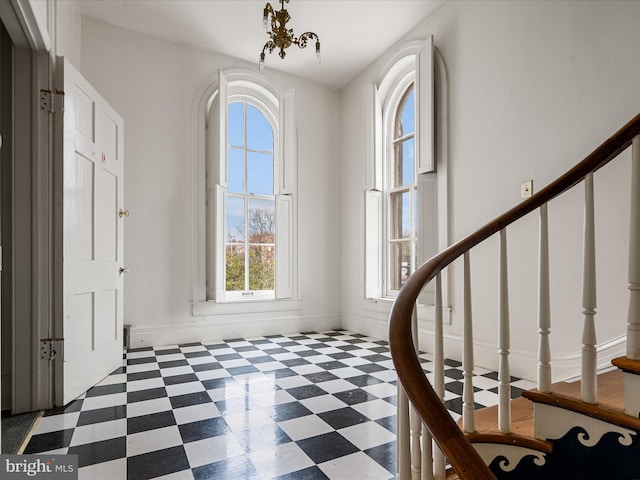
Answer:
xmin=410 ymin=306 xmax=422 ymax=480
xmin=582 ymin=172 xmax=598 ymax=404
xmin=398 ymin=384 xmax=411 ymax=479
xmin=628 ymin=135 xmax=640 ymax=360
xmin=422 ymin=429 xmax=434 ymax=480
xmin=538 ymin=203 xmax=552 ymax=393
xmin=433 ymin=273 xmax=446 ymax=479
xmin=463 ymin=252 xmax=476 ymax=433
xmin=498 ymin=229 xmax=511 ymax=433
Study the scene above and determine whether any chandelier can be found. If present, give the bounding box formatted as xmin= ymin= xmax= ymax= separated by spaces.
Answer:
xmin=259 ymin=0 xmax=320 ymax=70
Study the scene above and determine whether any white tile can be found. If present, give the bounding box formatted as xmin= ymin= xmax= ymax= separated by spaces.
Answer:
xmin=254 ymin=361 xmax=287 ymax=372
xmin=78 ymin=458 xmax=126 ymax=480
xmin=34 ymin=412 xmax=80 ymax=434
xmin=96 ymin=374 xmax=126 ymax=386
xmin=183 ymin=435 xmax=244 ymax=468
xmin=289 ymin=364 xmax=324 ymax=375
xmin=127 ymin=377 xmax=165 ymax=392
xmin=377 ymin=360 xmax=394 ymax=369
xmin=305 ymin=355 xmax=336 ymax=364
xmin=472 ymin=376 xmax=499 ymax=390
xmin=275 ymin=376 xmax=311 ymax=389
xmin=206 ymin=347 xmax=236 ymax=356
xmin=157 ymin=353 xmax=186 ymax=362
xmin=166 ymin=382 xmax=205 ymax=397
xmin=448 ymin=410 xmax=461 ymax=422
xmin=300 ymin=395 xmax=348 ymax=414
xmin=219 ymin=358 xmax=251 ymax=368
xmin=249 ymin=441 xmax=314 ymax=478
xmin=173 ymin=402 xmax=221 ymax=425
xmin=80 ymin=393 xmax=127 ymax=411
xmin=512 ymin=379 xmax=537 ymax=391
xmin=127 ymin=425 xmax=182 ymax=457
xmin=126 ymin=397 xmax=173 ymax=418
xmin=370 ymin=370 xmax=397 ymax=383
xmin=284 ymin=345 xmax=310 ymax=352
xmin=331 ymin=367 xmax=367 ymax=379
xmin=475 ymin=390 xmax=499 ymax=407
xmin=160 ymin=366 xmax=194 ymax=377
xmin=127 ymin=351 xmax=155 ymax=359
xmin=443 ymin=389 xmax=459 ymax=401
xmin=339 ymin=356 xmax=371 ymax=367
xmin=226 ymin=341 xmax=252 ymax=348
xmin=70 ymin=419 xmax=127 ymax=447
xmin=361 ymin=382 xmax=397 ymax=398
xmin=225 ymin=409 xmax=273 ymax=432
xmin=271 ymin=352 xmax=298 ymax=361
xmin=474 ymin=366 xmax=493 ymax=375
xmin=278 ymin=415 xmax=332 ymax=441
xmin=154 ymin=469 xmax=195 ymax=480
xmin=339 ymin=421 xmax=395 ymax=450
xmin=314 ymin=347 xmax=342 ymax=355
xmin=318 ymin=379 xmax=355 ymax=394
xmin=237 ymin=350 xmax=266 ymax=358
xmin=187 ymin=356 xmax=216 ymax=365
xmin=195 ymin=369 xmax=230 ymax=381
xmin=206 ymin=385 xmax=246 ymax=402
xmin=252 ymin=389 xmax=296 ymax=408
xmin=126 ymin=363 xmax=160 ymax=374
xmin=351 ymin=399 xmax=397 ymax=420
xmin=319 ymin=451 xmax=393 ymax=480
xmin=181 ymin=345 xmax=207 ymax=353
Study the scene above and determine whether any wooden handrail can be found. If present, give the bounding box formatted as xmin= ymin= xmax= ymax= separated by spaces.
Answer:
xmin=389 ymin=113 xmax=640 ymax=480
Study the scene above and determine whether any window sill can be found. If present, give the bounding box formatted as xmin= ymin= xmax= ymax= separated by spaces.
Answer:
xmin=364 ymin=297 xmax=451 ymax=325
xmin=192 ymin=298 xmax=302 ymax=317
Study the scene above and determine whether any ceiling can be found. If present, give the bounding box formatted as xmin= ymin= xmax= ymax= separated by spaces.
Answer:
xmin=78 ymin=0 xmax=447 ymax=89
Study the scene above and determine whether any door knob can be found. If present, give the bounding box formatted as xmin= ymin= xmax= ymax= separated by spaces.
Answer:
xmin=119 ymin=267 xmax=130 ymax=274
xmin=119 ymin=209 xmax=129 ymax=218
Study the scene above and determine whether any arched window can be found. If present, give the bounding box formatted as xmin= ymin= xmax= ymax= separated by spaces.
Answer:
xmin=365 ymin=37 xmax=447 ymax=311
xmin=202 ymin=70 xmax=297 ymax=305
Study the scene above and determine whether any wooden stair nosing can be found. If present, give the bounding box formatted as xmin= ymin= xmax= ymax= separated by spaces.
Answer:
xmin=465 ymin=431 xmax=553 ymax=453
xmin=612 ymin=356 xmax=640 ymax=375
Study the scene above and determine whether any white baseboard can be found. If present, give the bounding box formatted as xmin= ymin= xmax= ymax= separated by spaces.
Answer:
xmin=128 ymin=314 xmax=341 ymax=348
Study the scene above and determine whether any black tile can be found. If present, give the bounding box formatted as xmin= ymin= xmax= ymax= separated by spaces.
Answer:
xmin=155 ymin=348 xmax=181 ymax=355
xmin=192 ymin=362 xmax=223 ymax=372
xmin=163 ymin=373 xmax=199 ymax=386
xmin=215 ymin=353 xmax=242 ymax=361
xmin=318 ymin=407 xmax=369 ymax=429
xmin=201 ymin=377 xmax=238 ymax=390
xmin=345 ymin=338 xmax=366 ymax=344
xmin=85 ymin=383 xmax=126 ymax=397
xmin=223 ymin=337 xmax=245 ymax=343
xmin=304 ymin=343 xmax=327 ymax=350
xmin=43 ymin=399 xmax=83 ymax=416
xmin=127 ymin=370 xmax=161 ymax=382
xmin=185 ymin=351 xmax=211 ymax=358
xmin=127 ymin=445 xmax=190 ymax=480
xmin=333 ymin=388 xmax=378 ymax=405
xmin=77 ymin=405 xmax=126 ymax=426
xmin=247 ymin=355 xmax=275 ymax=364
xmin=296 ymin=431 xmax=359 ymax=464
xmin=296 ymin=349 xmax=319 ymax=358
xmin=127 ymin=387 xmax=167 ymax=404
xmin=227 ymin=365 xmax=259 ymax=376
xmin=269 ymin=368 xmax=298 ymax=378
xmin=281 ymin=358 xmax=310 ymax=367
xmin=158 ymin=359 xmax=189 ymax=369
xmin=362 ymin=354 xmax=390 ymax=363
xmin=278 ymin=341 xmax=300 ymax=347
xmin=169 ymin=391 xmax=212 ymax=409
xmin=68 ymin=437 xmax=127 ymax=468
xmin=234 ymin=423 xmax=291 ymax=453
xmin=265 ymin=402 xmax=312 ymax=422
xmin=262 ymin=347 xmax=289 ymax=355
xmin=178 ymin=416 xmax=229 ymax=443
xmin=25 ymin=429 xmax=74 ymax=453
xmin=127 ymin=410 xmax=176 ymax=435
xmin=444 ymin=368 xmax=464 ymax=380
xmin=365 ymin=441 xmax=396 ymax=474
xmin=328 ymin=352 xmax=355 ymax=359
xmin=285 ymin=384 xmax=327 ymax=400
xmin=337 ymin=344 xmax=361 ymax=351
xmin=346 ymin=374 xmax=383 ymax=387
xmin=193 ymin=456 xmax=261 ymax=480
xmin=127 ymin=357 xmax=156 ymax=365
xmin=128 ymin=346 xmax=153 ymax=353
xmin=179 ymin=342 xmax=202 ymax=347
xmin=444 ymin=358 xmax=462 ymax=368
xmin=444 ymin=397 xmax=484 ymax=415
xmin=110 ymin=366 xmax=126 ymax=375
xmin=445 ymin=380 xmax=464 ymax=396
xmin=303 ymin=371 xmax=339 ymax=383
xmin=206 ymin=343 xmax=229 ymax=351
xmin=249 ymin=339 xmax=272 ymax=345
xmin=316 ymin=361 xmax=347 ymax=370
xmin=371 ymin=345 xmax=390 ymax=352
xmin=375 ymin=415 xmax=397 ymax=434
xmin=354 ymin=363 xmax=387 ymax=373
xmin=383 ymin=395 xmax=397 ymax=406
xmin=274 ymin=466 xmax=330 ymax=480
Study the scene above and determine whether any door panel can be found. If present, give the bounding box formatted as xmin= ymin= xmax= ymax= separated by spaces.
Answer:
xmin=58 ymin=57 xmax=124 ymax=405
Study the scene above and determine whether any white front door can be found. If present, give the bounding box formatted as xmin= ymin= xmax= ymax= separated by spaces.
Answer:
xmin=57 ymin=58 xmax=125 ymax=405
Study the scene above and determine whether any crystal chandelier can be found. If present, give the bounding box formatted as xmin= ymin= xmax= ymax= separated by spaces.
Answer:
xmin=259 ymin=0 xmax=320 ymax=70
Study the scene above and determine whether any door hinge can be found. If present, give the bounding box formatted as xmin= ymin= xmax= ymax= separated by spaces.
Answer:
xmin=39 ymin=89 xmax=65 ymax=114
xmin=40 ymin=338 xmax=64 ymax=361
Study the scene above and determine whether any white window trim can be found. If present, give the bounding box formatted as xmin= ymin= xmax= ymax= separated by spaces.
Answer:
xmin=363 ymin=37 xmax=451 ymax=322
xmin=191 ymin=69 xmax=299 ymax=316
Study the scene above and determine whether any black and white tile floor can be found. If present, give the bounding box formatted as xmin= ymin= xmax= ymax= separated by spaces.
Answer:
xmin=25 ymin=330 xmax=535 ymax=479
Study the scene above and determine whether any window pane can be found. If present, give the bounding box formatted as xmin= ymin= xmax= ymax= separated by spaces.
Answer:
xmin=226 ymin=245 xmax=245 ymax=291
xmin=225 ymin=196 xmax=245 ymax=242
xmin=228 ymin=102 xmax=244 ymax=148
xmin=399 ymin=88 xmax=415 ymax=136
xmin=247 ymin=104 xmax=274 ymax=152
xmin=389 ymin=241 xmax=411 ymax=290
xmin=390 ymin=191 xmax=411 ymax=240
xmin=249 ymin=245 xmax=275 ymax=290
xmin=228 ymin=148 xmax=244 ymax=193
xmin=247 ymin=152 xmax=274 ymax=195
xmin=248 ymin=198 xmax=275 ymax=243
xmin=394 ymin=137 xmax=415 ymax=188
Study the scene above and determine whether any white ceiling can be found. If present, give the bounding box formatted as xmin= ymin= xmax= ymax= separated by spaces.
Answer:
xmin=78 ymin=0 xmax=447 ymax=89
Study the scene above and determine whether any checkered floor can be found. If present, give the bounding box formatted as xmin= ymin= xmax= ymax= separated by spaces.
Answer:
xmin=25 ymin=330 xmax=535 ymax=479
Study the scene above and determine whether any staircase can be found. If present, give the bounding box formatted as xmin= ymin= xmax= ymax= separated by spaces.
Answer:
xmin=389 ymin=113 xmax=640 ymax=480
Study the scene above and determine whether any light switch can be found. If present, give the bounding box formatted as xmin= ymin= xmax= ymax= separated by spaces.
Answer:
xmin=521 ymin=179 xmax=533 ymax=199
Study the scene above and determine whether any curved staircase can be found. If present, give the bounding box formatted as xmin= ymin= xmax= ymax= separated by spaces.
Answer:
xmin=389 ymin=113 xmax=640 ymax=479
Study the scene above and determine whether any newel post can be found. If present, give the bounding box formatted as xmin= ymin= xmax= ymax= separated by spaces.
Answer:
xmin=628 ymin=135 xmax=640 ymax=360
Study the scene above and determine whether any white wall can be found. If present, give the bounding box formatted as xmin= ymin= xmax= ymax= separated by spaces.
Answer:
xmin=341 ymin=0 xmax=640 ymax=381
xmin=80 ymin=17 xmax=342 ymax=347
